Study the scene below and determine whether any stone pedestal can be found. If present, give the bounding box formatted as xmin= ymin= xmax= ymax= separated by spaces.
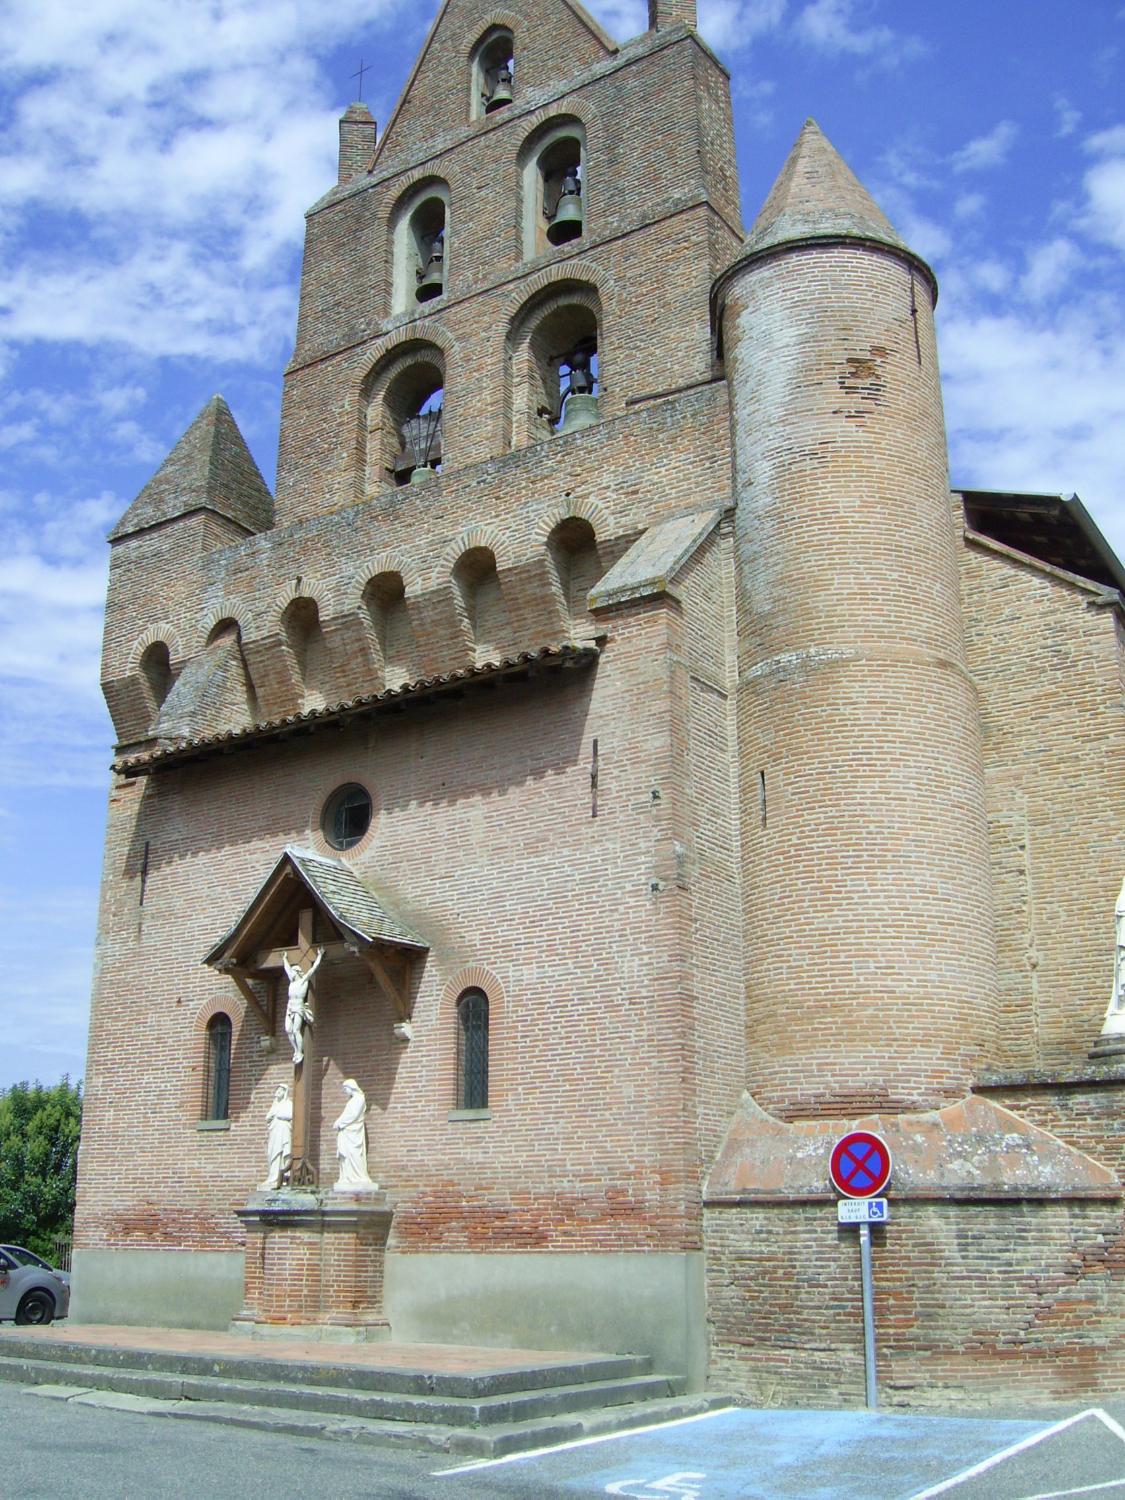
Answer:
xmin=232 ymin=1190 xmax=393 ymax=1341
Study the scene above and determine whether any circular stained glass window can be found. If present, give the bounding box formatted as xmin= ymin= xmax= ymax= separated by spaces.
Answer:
xmin=322 ymin=783 xmax=372 ymax=850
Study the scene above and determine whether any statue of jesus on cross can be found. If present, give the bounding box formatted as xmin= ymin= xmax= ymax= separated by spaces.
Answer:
xmin=282 ymin=947 xmax=324 ymax=1065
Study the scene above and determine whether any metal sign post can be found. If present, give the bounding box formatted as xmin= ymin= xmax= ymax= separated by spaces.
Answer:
xmin=858 ymin=1221 xmax=877 ymax=1410
xmin=830 ymin=1133 xmax=892 ymax=1413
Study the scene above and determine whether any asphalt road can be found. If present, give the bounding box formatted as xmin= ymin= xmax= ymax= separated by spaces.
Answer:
xmin=6 ymin=1386 xmax=1125 ymax=1500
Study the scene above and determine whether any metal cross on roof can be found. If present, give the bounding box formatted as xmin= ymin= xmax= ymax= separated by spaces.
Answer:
xmin=351 ymin=59 xmax=370 ymax=101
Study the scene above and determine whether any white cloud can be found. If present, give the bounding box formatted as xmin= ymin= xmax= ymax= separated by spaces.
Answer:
xmin=954 ymin=192 xmax=985 ymax=220
xmin=1053 ymin=94 xmax=1081 ymax=138
xmin=1020 ymin=237 xmax=1085 ymax=303
xmin=951 ymin=120 xmax=1019 ymax=174
xmin=793 ymin=0 xmax=924 ymax=66
xmin=1080 ymin=126 xmax=1125 ymax=252
xmin=940 ymin=304 xmax=1125 ymax=563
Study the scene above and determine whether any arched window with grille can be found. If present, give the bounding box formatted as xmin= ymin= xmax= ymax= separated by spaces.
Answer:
xmin=204 ymin=1013 xmax=232 ymax=1121
xmin=456 ymin=988 xmax=489 ymax=1110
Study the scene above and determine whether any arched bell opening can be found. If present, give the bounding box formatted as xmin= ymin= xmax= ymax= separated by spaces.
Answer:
xmin=547 ymin=516 xmax=603 ymax=628
xmin=363 ymin=570 xmax=413 ymax=689
xmin=507 ymin=284 xmax=602 ymax=449
xmin=521 ymin=121 xmax=586 ymax=259
xmin=390 ymin=181 xmax=451 ymax=315
xmin=471 ymin=28 xmax=514 ymax=118
xmin=390 ymin=373 xmax=444 ymax=487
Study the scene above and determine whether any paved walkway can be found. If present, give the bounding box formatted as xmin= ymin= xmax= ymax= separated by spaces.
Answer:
xmin=0 ymin=1322 xmax=599 ymax=1375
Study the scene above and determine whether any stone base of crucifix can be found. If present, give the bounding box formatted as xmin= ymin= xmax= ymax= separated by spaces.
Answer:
xmin=232 ymin=1191 xmax=394 ymax=1342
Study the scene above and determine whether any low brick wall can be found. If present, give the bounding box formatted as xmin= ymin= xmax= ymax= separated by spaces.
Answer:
xmin=704 ymin=1197 xmax=1125 ymax=1408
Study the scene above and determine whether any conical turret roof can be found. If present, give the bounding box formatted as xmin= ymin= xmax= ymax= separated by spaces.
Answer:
xmin=109 ymin=395 xmax=274 ymax=541
xmin=742 ymin=118 xmax=909 ymax=259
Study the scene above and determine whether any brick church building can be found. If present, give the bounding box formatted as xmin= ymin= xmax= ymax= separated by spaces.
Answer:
xmin=73 ymin=0 xmax=1125 ymax=1405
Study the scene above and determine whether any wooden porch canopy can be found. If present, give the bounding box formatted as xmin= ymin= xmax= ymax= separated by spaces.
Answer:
xmin=202 ymin=844 xmax=428 ymax=1028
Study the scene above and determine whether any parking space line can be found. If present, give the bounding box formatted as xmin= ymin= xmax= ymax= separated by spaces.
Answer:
xmin=907 ymin=1410 xmax=1117 ymax=1500
xmin=431 ymin=1408 xmax=732 ymax=1477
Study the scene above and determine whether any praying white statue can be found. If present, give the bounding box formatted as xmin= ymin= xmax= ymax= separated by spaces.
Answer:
xmin=282 ymin=947 xmax=324 ymax=1065
xmin=333 ymin=1079 xmax=377 ymax=1193
xmin=1099 ymin=876 xmax=1125 ymax=1038
xmin=259 ymin=1084 xmax=293 ymax=1190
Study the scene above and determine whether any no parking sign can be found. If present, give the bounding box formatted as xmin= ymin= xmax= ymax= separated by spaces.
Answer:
xmin=830 ymin=1129 xmax=892 ymax=1412
xmin=829 ymin=1130 xmax=892 ymax=1198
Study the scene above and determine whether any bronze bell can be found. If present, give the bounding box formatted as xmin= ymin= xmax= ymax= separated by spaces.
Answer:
xmin=484 ymin=63 xmax=513 ymax=113
xmin=415 ymin=234 xmax=445 ymax=303
xmin=547 ymin=168 xmax=583 ymax=245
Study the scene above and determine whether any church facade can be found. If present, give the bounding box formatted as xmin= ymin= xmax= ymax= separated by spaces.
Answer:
xmin=73 ymin=0 xmax=1125 ymax=1406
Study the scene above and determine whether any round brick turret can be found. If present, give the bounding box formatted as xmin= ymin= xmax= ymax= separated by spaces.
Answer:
xmin=716 ymin=120 xmax=999 ymax=1119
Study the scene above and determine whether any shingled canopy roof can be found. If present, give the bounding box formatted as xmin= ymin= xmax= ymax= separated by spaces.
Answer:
xmin=204 ymin=844 xmax=427 ymax=974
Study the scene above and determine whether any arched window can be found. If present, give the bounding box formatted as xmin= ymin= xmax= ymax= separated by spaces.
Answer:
xmin=548 ymin=517 xmax=603 ymax=624
xmin=456 ymin=989 xmax=489 ymax=1109
xmin=470 ymin=28 xmax=514 ymax=118
xmin=391 ymin=182 xmax=451 ymax=314
xmin=507 ymin=285 xmax=601 ymax=448
xmin=140 ymin=641 xmax=172 ymax=713
xmin=521 ymin=121 xmax=586 ymax=258
xmin=204 ymin=1014 xmax=232 ymax=1121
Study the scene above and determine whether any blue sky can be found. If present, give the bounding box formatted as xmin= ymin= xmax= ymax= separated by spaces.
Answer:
xmin=1 ymin=0 xmax=1123 ymax=1089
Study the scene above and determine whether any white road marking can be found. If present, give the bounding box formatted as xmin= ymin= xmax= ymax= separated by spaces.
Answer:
xmin=1011 ymin=1481 xmax=1125 ymax=1498
xmin=908 ymin=1409 xmax=1125 ymax=1500
xmin=431 ymin=1407 xmax=731 ymax=1476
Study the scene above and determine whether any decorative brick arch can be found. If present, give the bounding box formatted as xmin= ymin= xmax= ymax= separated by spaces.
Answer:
xmin=438 ymin=523 xmax=513 ymax=579
xmin=349 ymin=552 xmax=422 ymax=607
xmin=533 ymin=495 xmax=613 ymax=547
xmin=196 ymin=603 xmax=248 ymax=652
xmin=127 ymin=621 xmax=184 ymax=674
xmin=464 ymin=10 xmax=521 ymax=60
xmin=270 ymin=577 xmax=330 ymax=630
xmin=505 ymin=268 xmax=610 ymax=327
xmin=441 ymin=965 xmax=507 ymax=1112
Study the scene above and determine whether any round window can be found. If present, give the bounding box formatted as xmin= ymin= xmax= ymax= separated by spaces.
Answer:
xmin=321 ymin=783 xmax=372 ymax=850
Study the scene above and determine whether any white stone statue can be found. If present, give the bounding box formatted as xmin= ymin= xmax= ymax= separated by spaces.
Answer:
xmin=1099 ymin=876 xmax=1125 ymax=1037
xmin=332 ymin=1079 xmax=377 ymax=1192
xmin=282 ymin=946 xmax=323 ymax=1064
xmin=259 ymin=1084 xmax=293 ymax=1190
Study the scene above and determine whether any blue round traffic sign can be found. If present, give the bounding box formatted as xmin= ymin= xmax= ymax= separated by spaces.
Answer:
xmin=830 ymin=1130 xmax=892 ymax=1198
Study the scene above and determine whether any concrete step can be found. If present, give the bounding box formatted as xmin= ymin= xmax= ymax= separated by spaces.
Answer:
xmin=0 ymin=1354 xmax=681 ymax=1427
xmin=0 ymin=1333 xmax=648 ymax=1398
xmin=22 ymin=1381 xmax=733 ymax=1458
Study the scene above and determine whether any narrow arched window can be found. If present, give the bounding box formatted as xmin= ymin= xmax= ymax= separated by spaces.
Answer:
xmin=204 ymin=1014 xmax=232 ymax=1120
xmin=471 ymin=29 xmax=514 ymax=119
xmin=456 ymin=989 xmax=489 ymax=1110
xmin=521 ymin=121 xmax=586 ymax=259
xmin=391 ymin=183 xmax=451 ymax=314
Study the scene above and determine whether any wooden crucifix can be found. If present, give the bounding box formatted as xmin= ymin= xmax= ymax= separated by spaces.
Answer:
xmin=283 ymin=907 xmax=321 ymax=1187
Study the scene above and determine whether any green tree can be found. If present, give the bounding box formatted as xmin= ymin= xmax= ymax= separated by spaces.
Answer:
xmin=0 ymin=1079 xmax=83 ymax=1260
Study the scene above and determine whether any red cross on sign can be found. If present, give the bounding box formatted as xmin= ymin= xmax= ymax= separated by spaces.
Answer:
xmin=830 ymin=1130 xmax=892 ymax=1199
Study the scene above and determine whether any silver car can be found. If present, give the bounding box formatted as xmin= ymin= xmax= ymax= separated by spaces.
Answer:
xmin=0 ymin=1244 xmax=70 ymax=1324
